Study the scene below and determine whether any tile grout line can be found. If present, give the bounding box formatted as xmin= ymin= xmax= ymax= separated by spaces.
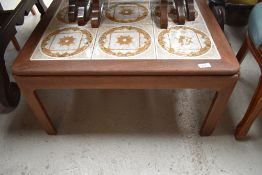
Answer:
xmin=150 ymin=0 xmax=158 ymax=60
xmin=90 ymin=29 xmax=100 ymax=60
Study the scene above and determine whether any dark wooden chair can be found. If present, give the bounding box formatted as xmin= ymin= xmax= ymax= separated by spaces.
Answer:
xmin=0 ymin=0 xmax=46 ymax=108
xmin=209 ymin=0 xmax=261 ymax=30
xmin=235 ymin=2 xmax=262 ymax=139
xmin=11 ymin=7 xmax=37 ymax=52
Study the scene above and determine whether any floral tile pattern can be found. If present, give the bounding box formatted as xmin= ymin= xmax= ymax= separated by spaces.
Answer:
xmin=41 ymin=27 xmax=93 ymax=57
xmin=30 ymin=0 xmax=221 ymax=61
xmin=98 ymin=26 xmax=151 ymax=57
xmin=101 ymin=2 xmax=152 ymax=26
xmin=105 ymin=3 xmax=148 ymax=23
xmin=92 ymin=25 xmax=156 ymax=59
xmin=158 ymin=26 xmax=211 ymax=57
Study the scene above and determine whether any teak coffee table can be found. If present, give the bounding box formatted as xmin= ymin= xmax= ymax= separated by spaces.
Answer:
xmin=12 ymin=0 xmax=239 ymax=135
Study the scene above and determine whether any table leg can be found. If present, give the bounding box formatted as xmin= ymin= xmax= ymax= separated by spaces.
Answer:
xmin=160 ymin=0 xmax=168 ymax=29
xmin=200 ymin=77 xmax=238 ymax=136
xmin=19 ymin=86 xmax=57 ymax=135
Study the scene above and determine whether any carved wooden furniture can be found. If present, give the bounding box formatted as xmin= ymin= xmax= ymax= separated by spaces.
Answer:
xmin=11 ymin=8 xmax=37 ymax=52
xmin=209 ymin=0 xmax=261 ymax=30
xmin=9 ymin=8 xmax=37 ymax=52
xmin=11 ymin=37 xmax=21 ymax=51
xmin=235 ymin=2 xmax=262 ymax=140
xmin=12 ymin=0 xmax=239 ymax=135
xmin=155 ymin=0 xmax=196 ymax=28
xmin=68 ymin=0 xmax=196 ymax=28
xmin=68 ymin=0 xmax=103 ymax=27
xmin=0 ymin=3 xmax=20 ymax=52
xmin=0 ymin=0 xmax=46 ymax=108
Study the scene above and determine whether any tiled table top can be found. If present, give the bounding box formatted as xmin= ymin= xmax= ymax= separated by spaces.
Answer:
xmin=30 ymin=0 xmax=220 ymax=61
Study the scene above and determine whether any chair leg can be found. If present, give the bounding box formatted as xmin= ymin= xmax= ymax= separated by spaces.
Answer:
xmin=35 ymin=0 xmax=47 ymax=16
xmin=237 ymin=37 xmax=248 ymax=64
xmin=11 ymin=37 xmax=20 ymax=51
xmin=0 ymin=54 xmax=20 ymax=107
xmin=31 ymin=7 xmax=37 ymax=16
xmin=235 ymin=76 xmax=262 ymax=139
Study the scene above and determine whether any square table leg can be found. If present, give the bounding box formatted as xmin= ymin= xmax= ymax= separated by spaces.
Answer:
xmin=17 ymin=82 xmax=57 ymax=135
xmin=200 ymin=78 xmax=238 ymax=136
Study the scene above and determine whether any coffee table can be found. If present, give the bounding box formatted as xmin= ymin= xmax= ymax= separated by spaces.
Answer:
xmin=12 ymin=0 xmax=239 ymax=135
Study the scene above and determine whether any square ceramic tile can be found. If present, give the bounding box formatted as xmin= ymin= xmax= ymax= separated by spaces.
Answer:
xmin=30 ymin=26 xmax=97 ymax=60
xmin=91 ymin=24 xmax=156 ymax=60
xmin=152 ymin=2 xmax=221 ymax=60
xmin=30 ymin=0 xmax=98 ymax=61
xmin=100 ymin=2 xmax=153 ymax=26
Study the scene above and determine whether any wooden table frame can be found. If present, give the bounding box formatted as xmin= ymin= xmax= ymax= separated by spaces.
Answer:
xmin=14 ymin=75 xmax=238 ymax=135
xmin=12 ymin=0 xmax=239 ymax=135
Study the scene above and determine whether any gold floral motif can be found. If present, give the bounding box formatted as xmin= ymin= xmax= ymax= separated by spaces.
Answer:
xmin=158 ymin=26 xmax=211 ymax=57
xmin=59 ymin=36 xmax=75 ymax=46
xmin=105 ymin=3 xmax=148 ymax=23
xmin=178 ymin=36 xmax=193 ymax=45
xmin=41 ymin=27 xmax=93 ymax=57
xmin=117 ymin=35 xmax=133 ymax=45
xmin=119 ymin=8 xmax=134 ymax=16
xmin=99 ymin=26 xmax=151 ymax=57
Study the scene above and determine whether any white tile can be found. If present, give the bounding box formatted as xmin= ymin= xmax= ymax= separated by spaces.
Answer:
xmin=92 ymin=25 xmax=156 ymax=60
xmin=100 ymin=2 xmax=153 ymax=27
